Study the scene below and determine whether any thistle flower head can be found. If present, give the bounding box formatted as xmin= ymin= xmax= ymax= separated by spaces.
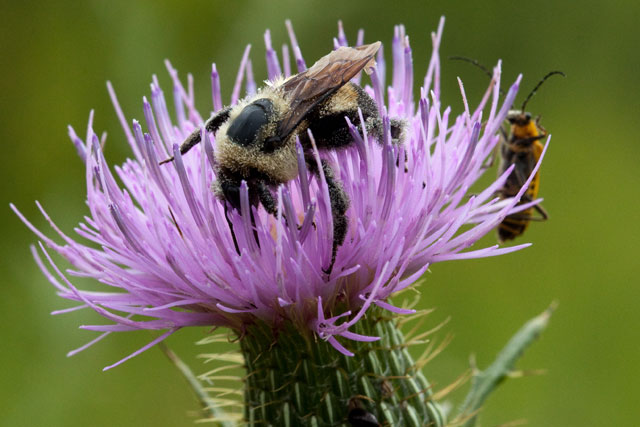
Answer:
xmin=13 ymin=18 xmax=546 ymax=369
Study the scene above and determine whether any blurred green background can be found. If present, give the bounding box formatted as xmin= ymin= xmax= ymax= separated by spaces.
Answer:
xmin=2 ymin=0 xmax=639 ymax=425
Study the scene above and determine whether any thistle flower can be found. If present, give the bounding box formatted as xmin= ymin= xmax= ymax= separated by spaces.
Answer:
xmin=13 ymin=17 xmax=545 ymax=367
xmin=13 ymin=19 xmax=550 ymax=424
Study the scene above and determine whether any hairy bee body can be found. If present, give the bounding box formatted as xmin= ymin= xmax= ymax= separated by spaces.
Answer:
xmin=161 ymin=42 xmax=403 ymax=274
xmin=213 ymin=84 xmax=299 ymax=190
xmin=213 ymin=80 xmax=382 ymax=203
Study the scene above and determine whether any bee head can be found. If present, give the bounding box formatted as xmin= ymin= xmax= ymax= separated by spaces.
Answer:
xmin=227 ymin=98 xmax=275 ymax=147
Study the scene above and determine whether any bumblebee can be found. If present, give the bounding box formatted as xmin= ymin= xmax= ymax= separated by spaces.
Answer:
xmin=161 ymin=42 xmax=403 ymax=274
xmin=497 ymin=71 xmax=565 ymax=242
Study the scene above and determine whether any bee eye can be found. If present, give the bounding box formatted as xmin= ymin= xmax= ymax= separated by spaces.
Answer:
xmin=525 ymin=112 xmax=532 ymax=121
xmin=227 ymin=99 xmax=273 ymax=146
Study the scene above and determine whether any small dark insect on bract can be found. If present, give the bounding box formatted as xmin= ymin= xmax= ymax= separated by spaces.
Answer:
xmin=348 ymin=397 xmax=380 ymax=426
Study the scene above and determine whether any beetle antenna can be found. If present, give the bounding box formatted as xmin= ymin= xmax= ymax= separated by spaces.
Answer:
xmin=449 ymin=56 xmax=505 ymax=96
xmin=521 ymin=71 xmax=566 ymax=112
xmin=449 ymin=56 xmax=493 ymax=79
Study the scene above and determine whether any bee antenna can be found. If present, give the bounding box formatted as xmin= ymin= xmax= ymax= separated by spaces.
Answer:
xmin=521 ymin=70 xmax=566 ymax=112
xmin=448 ymin=56 xmax=493 ymax=80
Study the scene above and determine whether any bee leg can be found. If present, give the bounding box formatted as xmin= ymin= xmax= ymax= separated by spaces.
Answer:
xmin=391 ymin=119 xmax=408 ymax=172
xmin=256 ymin=180 xmax=300 ymax=226
xmin=223 ymin=203 xmax=241 ymax=255
xmin=159 ymin=106 xmax=231 ymax=165
xmin=244 ymin=183 xmax=263 ymax=249
xmin=223 ymin=201 xmax=262 ymax=252
xmin=363 ymin=116 xmax=406 ymax=146
xmin=255 ymin=180 xmax=277 ymax=216
xmin=317 ymin=160 xmax=349 ymax=276
xmin=218 ymin=173 xmax=261 ymax=252
xmin=389 ymin=118 xmax=406 ymax=145
xmin=363 ymin=116 xmax=408 ymax=171
xmin=249 ymin=207 xmax=261 ymax=249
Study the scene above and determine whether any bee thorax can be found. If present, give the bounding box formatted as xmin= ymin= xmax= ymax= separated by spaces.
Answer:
xmin=215 ymin=134 xmax=299 ymax=184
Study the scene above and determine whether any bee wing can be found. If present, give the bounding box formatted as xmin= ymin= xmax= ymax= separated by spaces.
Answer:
xmin=276 ymin=42 xmax=381 ymax=141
